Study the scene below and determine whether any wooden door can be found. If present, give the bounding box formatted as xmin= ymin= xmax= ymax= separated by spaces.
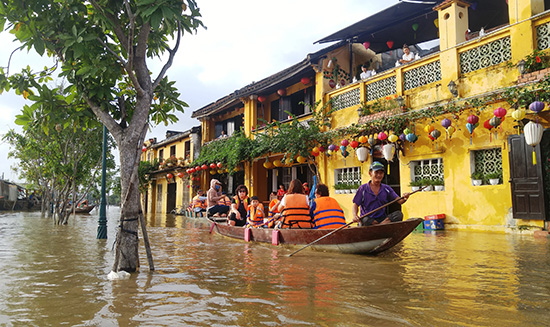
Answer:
xmin=166 ymin=182 xmax=176 ymax=214
xmin=508 ymin=134 xmax=547 ymax=220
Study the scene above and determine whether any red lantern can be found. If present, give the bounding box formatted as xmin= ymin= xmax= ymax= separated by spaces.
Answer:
xmin=210 ymin=163 xmax=216 ymax=169
xmin=141 ymin=146 xmax=147 ymax=152
xmin=301 ymin=77 xmax=311 ymax=85
xmin=201 ymin=164 xmax=208 ymax=170
xmin=277 ymin=89 xmax=286 ymax=96
xmin=189 ymin=168 xmax=196 ymax=174
xmin=166 ymin=173 xmax=173 ymax=179
xmin=177 ymin=172 xmax=184 ymax=178
xmin=387 ymin=40 xmax=394 ymax=49
xmin=341 ymin=139 xmax=349 ymax=147
xmin=258 ymin=95 xmax=266 ymax=103
xmin=318 ymin=146 xmax=326 ymax=152
xmin=467 ymin=114 xmax=479 ymax=125
xmin=493 ymin=107 xmax=507 ymax=118
xmin=483 ymin=119 xmax=492 ymax=130
xmin=195 ymin=166 xmax=201 ymax=171
xmin=217 ymin=162 xmax=223 ymax=168
xmin=350 ymin=140 xmax=359 ymax=149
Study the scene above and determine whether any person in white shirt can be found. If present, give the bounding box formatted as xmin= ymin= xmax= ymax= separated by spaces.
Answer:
xmin=399 ymin=44 xmax=415 ymax=64
xmin=360 ymin=64 xmax=376 ymax=80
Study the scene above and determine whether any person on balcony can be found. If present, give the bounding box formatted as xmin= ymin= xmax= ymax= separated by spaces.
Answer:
xmin=360 ymin=64 xmax=376 ymax=79
xmin=352 ymin=161 xmax=410 ymax=226
xmin=397 ymin=44 xmax=419 ymax=66
xmin=277 ymin=179 xmax=314 ymax=229
xmin=310 ymin=183 xmax=346 ymax=229
xmin=228 ymin=184 xmax=250 ymax=227
xmin=206 ymin=179 xmax=230 ymax=217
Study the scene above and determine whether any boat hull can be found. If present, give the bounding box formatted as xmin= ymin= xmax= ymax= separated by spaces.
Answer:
xmin=210 ymin=218 xmax=422 ymax=255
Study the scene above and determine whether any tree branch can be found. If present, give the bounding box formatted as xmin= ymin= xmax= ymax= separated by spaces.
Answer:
xmin=153 ymin=22 xmax=182 ymax=90
xmin=89 ymin=0 xmax=130 ymax=54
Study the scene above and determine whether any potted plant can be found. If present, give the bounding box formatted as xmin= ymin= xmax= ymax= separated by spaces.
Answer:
xmin=334 ymin=183 xmax=344 ymax=194
xmin=420 ymin=178 xmax=434 ymax=191
xmin=350 ymin=183 xmax=361 ymax=193
xmin=486 ymin=170 xmax=502 ymax=185
xmin=433 ymin=178 xmax=445 ymax=191
xmin=471 ymin=171 xmax=484 ymax=186
xmin=409 ymin=179 xmax=423 ymax=192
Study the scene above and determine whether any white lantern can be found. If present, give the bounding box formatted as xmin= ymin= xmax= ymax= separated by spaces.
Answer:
xmin=382 ymin=144 xmax=395 ymax=162
xmin=356 ymin=147 xmax=369 ymax=163
xmin=524 ymin=121 xmax=544 ymax=165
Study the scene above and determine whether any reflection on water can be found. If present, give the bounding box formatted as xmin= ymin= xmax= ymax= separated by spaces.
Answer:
xmin=0 ymin=208 xmax=549 ymax=326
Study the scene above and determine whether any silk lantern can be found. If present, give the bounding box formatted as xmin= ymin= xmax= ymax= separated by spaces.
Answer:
xmin=341 ymin=139 xmax=349 ymax=147
xmin=512 ymin=109 xmax=526 ymax=135
xmin=378 ymin=132 xmax=388 ymax=141
xmin=388 ymin=134 xmax=399 ymax=143
xmin=210 ymin=163 xmax=217 ymax=169
xmin=441 ymin=118 xmax=451 ymax=129
xmin=301 ymin=77 xmax=311 ymax=85
xmin=258 ymin=95 xmax=267 ymax=103
xmin=490 ymin=116 xmax=501 ymax=140
xmin=358 ymin=135 xmax=367 ymax=143
xmin=349 ymin=140 xmax=359 ymax=149
xmin=217 ymin=162 xmax=223 ymax=168
xmin=263 ymin=160 xmax=273 ymax=169
xmin=529 ymin=101 xmax=545 ymax=114
xmin=524 ymin=121 xmax=544 ymax=164
xmin=424 ymin=125 xmax=435 ymax=134
xmin=382 ymin=144 xmax=395 ymax=174
xmin=356 ymin=147 xmax=369 ymax=163
xmin=202 ymin=164 xmax=208 ymax=170
xmin=296 ymin=155 xmax=306 ymax=163
xmin=363 ymin=41 xmax=370 ymax=50
xmin=177 ymin=172 xmax=184 ymax=178
xmin=431 ymin=129 xmax=441 ymax=149
xmin=277 ymin=89 xmax=286 ymax=97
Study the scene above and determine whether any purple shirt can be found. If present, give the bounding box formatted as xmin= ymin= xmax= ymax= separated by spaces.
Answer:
xmin=353 ymin=182 xmax=399 ymax=220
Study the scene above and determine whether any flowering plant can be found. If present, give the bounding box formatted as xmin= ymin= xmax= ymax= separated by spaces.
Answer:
xmin=523 ymin=49 xmax=550 ymax=73
xmin=358 ymin=95 xmax=401 ymax=116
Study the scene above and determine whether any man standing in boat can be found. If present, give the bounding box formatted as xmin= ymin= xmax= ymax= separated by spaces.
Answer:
xmin=352 ymin=161 xmax=410 ymax=226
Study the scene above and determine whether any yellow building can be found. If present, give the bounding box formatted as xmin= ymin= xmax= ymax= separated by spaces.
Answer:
xmin=141 ymin=127 xmax=201 ymax=214
xmin=187 ymin=0 xmax=550 ymax=232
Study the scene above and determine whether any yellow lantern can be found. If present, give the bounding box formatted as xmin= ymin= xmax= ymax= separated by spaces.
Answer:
xmin=424 ymin=125 xmax=435 ymax=134
xmin=296 ymin=155 xmax=306 ymax=163
xmin=263 ymin=160 xmax=273 ymax=169
xmin=511 ymin=109 xmax=526 ymax=121
xmin=358 ymin=135 xmax=367 ymax=143
xmin=388 ymin=134 xmax=398 ymax=143
xmin=285 ymin=157 xmax=293 ymax=166
xmin=273 ymin=159 xmax=282 ymax=167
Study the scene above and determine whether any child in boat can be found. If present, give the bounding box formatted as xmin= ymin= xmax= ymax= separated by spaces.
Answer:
xmin=246 ymin=196 xmax=265 ymax=228
xmin=265 ymin=191 xmax=280 ymax=228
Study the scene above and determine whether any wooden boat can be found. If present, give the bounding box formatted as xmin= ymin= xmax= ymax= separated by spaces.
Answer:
xmin=208 ymin=218 xmax=423 ymax=255
xmin=68 ymin=204 xmax=96 ymax=214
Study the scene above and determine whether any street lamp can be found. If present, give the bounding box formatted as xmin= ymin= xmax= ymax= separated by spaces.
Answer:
xmin=517 ymin=59 xmax=526 ymax=75
xmin=97 ymin=125 xmax=108 ymax=239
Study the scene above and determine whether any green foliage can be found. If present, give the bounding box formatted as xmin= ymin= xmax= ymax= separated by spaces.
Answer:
xmin=523 ymin=49 xmax=550 ymax=73
xmin=138 ymin=159 xmax=159 ymax=193
xmin=358 ymin=95 xmax=401 ymax=117
xmin=471 ymin=171 xmax=484 ymax=180
xmin=485 ymin=170 xmax=502 ymax=180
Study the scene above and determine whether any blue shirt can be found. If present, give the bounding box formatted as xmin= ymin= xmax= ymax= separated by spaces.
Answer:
xmin=352 ymin=182 xmax=399 ymax=220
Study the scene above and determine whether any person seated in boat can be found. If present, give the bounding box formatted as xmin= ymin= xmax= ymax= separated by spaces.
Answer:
xmin=302 ymin=182 xmax=310 ymax=195
xmin=228 ymin=184 xmax=250 ymax=227
xmin=192 ymin=189 xmax=207 ymax=214
xmin=246 ymin=196 xmax=265 ymax=228
xmin=218 ymin=192 xmax=232 ymax=207
xmin=310 ymin=183 xmax=346 ymax=229
xmin=277 ymin=179 xmax=314 ymax=229
xmin=277 ymin=184 xmax=286 ymax=200
xmin=352 ymin=161 xmax=410 ymax=226
xmin=78 ymin=199 xmax=88 ymax=208
xmin=265 ymin=191 xmax=280 ymax=228
xmin=206 ymin=179 xmax=230 ymax=217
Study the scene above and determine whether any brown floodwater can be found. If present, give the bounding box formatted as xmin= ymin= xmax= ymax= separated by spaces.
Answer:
xmin=1 ymin=207 xmax=549 ymax=327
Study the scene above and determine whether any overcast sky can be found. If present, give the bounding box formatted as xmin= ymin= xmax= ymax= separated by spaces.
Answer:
xmin=0 ymin=0 xmax=397 ymax=183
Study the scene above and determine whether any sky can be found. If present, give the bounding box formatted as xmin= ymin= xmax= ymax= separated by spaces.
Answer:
xmin=0 ymin=0 xmax=398 ymax=183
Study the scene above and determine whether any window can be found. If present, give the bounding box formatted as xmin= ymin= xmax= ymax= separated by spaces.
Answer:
xmin=335 ymin=167 xmax=361 ymax=186
xmin=214 ymin=114 xmax=243 ymax=138
xmin=159 ymin=149 xmax=164 ymax=162
xmin=170 ymin=145 xmax=176 ymax=157
xmin=184 ymin=141 xmax=191 ymax=160
xmin=410 ymin=158 xmax=443 ymax=183
xmin=270 ymin=87 xmax=315 ymax=122
xmin=471 ymin=148 xmax=502 ymax=185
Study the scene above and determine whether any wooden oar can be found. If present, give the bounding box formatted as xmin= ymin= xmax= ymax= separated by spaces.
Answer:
xmin=287 ymin=186 xmax=427 ymax=257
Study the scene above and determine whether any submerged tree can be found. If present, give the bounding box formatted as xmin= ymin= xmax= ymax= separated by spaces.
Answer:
xmin=0 ymin=1 xmax=204 ymax=272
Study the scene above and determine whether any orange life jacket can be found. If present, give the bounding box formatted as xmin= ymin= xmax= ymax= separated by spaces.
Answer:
xmin=312 ymin=197 xmax=346 ymax=229
xmin=247 ymin=205 xmax=264 ymax=227
xmin=280 ymin=194 xmax=313 ymax=229
xmin=268 ymin=199 xmax=280 ymax=217
xmin=192 ymin=195 xmax=206 ymax=209
xmin=218 ymin=195 xmax=231 ymax=206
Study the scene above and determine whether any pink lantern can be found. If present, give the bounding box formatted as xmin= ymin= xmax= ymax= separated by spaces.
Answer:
xmin=258 ymin=95 xmax=267 ymax=103
xmin=378 ymin=132 xmax=388 ymax=141
xmin=363 ymin=41 xmax=370 ymax=50
xmin=493 ymin=107 xmax=507 ymax=118
xmin=277 ymin=89 xmax=286 ymax=97
xmin=467 ymin=114 xmax=479 ymax=125
xmin=341 ymin=139 xmax=349 ymax=147
xmin=301 ymin=77 xmax=311 ymax=85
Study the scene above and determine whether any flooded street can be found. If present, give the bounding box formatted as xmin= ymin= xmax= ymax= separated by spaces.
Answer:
xmin=1 ymin=208 xmax=549 ymax=326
